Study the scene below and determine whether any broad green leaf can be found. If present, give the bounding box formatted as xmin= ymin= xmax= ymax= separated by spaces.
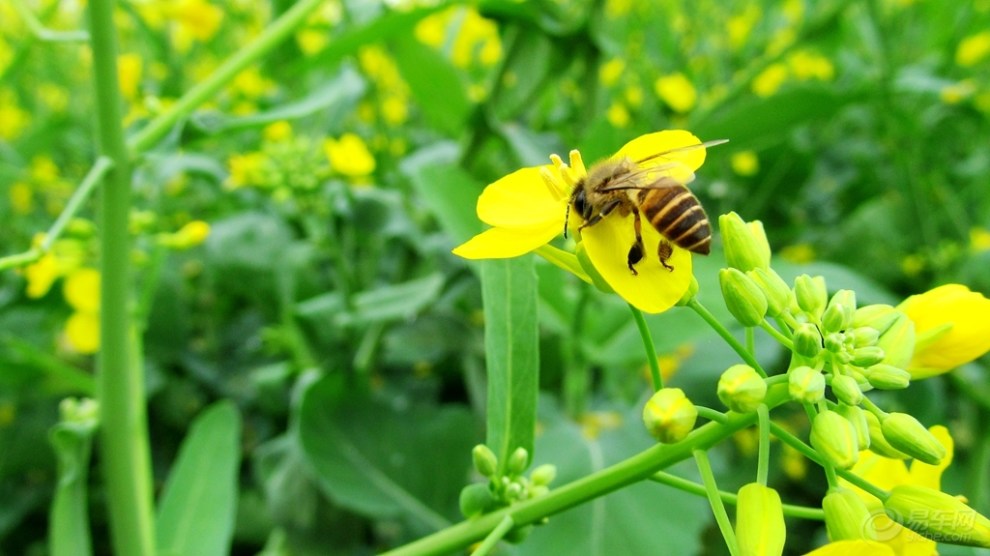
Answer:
xmin=156 ymin=401 xmax=242 ymax=556
xmin=296 ymin=375 xmax=478 ymax=534
xmin=48 ymin=404 xmax=97 ymax=556
xmin=481 ymin=257 xmax=539 ymax=472
xmin=402 ymin=143 xmax=485 ymax=243
xmin=391 ymin=32 xmax=471 ymax=136
xmin=491 ymin=32 xmax=555 ymax=120
xmin=295 ymin=272 xmax=445 ymax=327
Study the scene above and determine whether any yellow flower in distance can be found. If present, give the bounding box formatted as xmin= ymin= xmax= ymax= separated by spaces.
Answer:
xmin=324 ymin=133 xmax=376 ymax=178
xmin=654 ymin=73 xmax=697 ymax=113
xmin=898 ymin=284 xmax=990 ymax=378
xmin=453 ymin=130 xmax=715 ymax=313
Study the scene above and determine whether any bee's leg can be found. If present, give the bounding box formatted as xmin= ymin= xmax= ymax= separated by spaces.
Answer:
xmin=658 ymin=240 xmax=674 ymax=272
xmin=627 ymin=208 xmax=645 ymax=275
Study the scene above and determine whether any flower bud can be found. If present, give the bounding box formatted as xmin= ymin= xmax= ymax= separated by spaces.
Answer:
xmin=864 ymin=364 xmax=911 ymax=390
xmin=852 ymin=346 xmax=886 ymax=367
xmin=875 ymin=311 xmax=915 ymax=370
xmin=850 ymin=326 xmax=880 ymax=347
xmin=824 ymin=332 xmax=847 ymax=354
xmin=530 ymin=464 xmax=557 ymax=487
xmin=824 ymin=290 xmax=857 ymax=331
xmin=643 ymin=387 xmax=698 ymax=443
xmin=863 ymin=411 xmax=909 ymax=459
xmin=735 ymin=483 xmax=786 ymax=556
xmin=880 ymin=413 xmax=946 ymax=465
xmin=830 ymin=374 xmax=864 ymax=406
xmin=835 ymin=403 xmax=870 ymax=449
xmin=676 ymin=275 xmax=700 ymax=306
xmin=719 ymin=268 xmax=768 ymax=327
xmin=811 ymin=409 xmax=859 ymax=469
xmin=747 ymin=267 xmax=793 ymax=318
xmin=717 ymin=364 xmax=767 ymax=413
xmin=472 ymin=444 xmax=498 ymax=478
xmin=459 ymin=483 xmax=496 ymax=518
xmin=852 ymin=304 xmax=899 ymax=334
xmin=823 ymin=487 xmax=877 ymax=541
xmin=884 ymin=485 xmax=990 ymax=548
xmin=791 ymin=324 xmax=821 ymax=358
xmin=720 ymin=212 xmax=771 ymax=271
xmin=506 ymin=446 xmax=530 ymax=475
xmin=794 ymin=274 xmax=828 ymax=320
xmin=788 ymin=366 xmax=825 ymax=403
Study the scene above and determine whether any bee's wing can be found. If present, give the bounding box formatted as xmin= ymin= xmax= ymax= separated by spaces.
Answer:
xmin=634 ymin=138 xmax=729 ymax=166
xmin=598 ymin=164 xmax=695 ymax=192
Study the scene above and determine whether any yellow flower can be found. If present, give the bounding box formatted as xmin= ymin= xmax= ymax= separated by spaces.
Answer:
xmin=263 ymin=120 xmax=293 ymax=142
xmin=752 ymin=63 xmax=789 ymax=97
xmin=24 ymin=252 xmax=61 ymax=299
xmin=63 ymin=268 xmax=101 ymax=314
xmin=838 ymin=426 xmax=953 ymax=555
xmin=970 ymin=227 xmax=990 ymax=252
xmin=117 ymin=52 xmax=143 ymax=100
xmin=731 ymin=150 xmax=760 ymax=176
xmin=606 ymin=101 xmax=630 ymax=128
xmin=226 ymin=151 xmax=267 ymax=189
xmin=9 ymin=182 xmax=33 ymax=214
xmin=898 ymin=284 xmax=990 ymax=378
xmin=160 ymin=220 xmax=211 ymax=249
xmin=939 ymin=80 xmax=976 ymax=105
xmin=956 ymin=31 xmax=990 ymax=67
xmin=0 ymin=88 xmax=29 ymax=141
xmin=804 ymin=539 xmax=895 ymax=556
xmin=324 ymin=133 xmax=376 ymax=178
xmin=654 ymin=73 xmax=697 ymax=113
xmin=453 ymin=130 xmax=715 ymax=314
xmin=599 ymin=58 xmax=626 ymax=87
xmin=65 ymin=311 xmax=100 ymax=354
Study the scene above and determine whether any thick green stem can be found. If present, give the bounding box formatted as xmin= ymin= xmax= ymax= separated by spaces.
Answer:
xmin=649 ymin=472 xmax=825 ymax=520
xmin=383 ymin=385 xmax=790 ymax=556
xmin=687 ymin=298 xmax=767 ymax=377
xmin=87 ymin=1 xmax=155 ymax=555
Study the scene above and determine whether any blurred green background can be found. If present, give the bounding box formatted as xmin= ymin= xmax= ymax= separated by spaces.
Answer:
xmin=1 ymin=0 xmax=989 ymax=554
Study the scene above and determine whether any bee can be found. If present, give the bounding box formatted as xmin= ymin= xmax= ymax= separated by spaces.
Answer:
xmin=565 ymin=139 xmax=727 ymax=275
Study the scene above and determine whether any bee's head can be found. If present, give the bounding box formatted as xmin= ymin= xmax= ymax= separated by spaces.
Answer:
xmin=570 ymin=182 xmax=589 ymax=218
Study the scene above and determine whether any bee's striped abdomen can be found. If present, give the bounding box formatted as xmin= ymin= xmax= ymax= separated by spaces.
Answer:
xmin=638 ymin=186 xmax=711 ymax=255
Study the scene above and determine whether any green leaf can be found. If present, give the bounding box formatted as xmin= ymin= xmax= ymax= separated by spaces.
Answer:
xmin=295 ymin=272 xmax=445 ymax=327
xmin=156 ymin=401 xmax=242 ymax=556
xmin=391 ymin=32 xmax=471 ymax=136
xmin=481 ymin=258 xmax=539 ymax=473
xmin=693 ymin=85 xmax=866 ymax=146
xmin=402 ymin=143 xmax=485 ymax=243
xmin=49 ymin=417 xmax=97 ymax=556
xmin=296 ymin=375 xmax=478 ymax=533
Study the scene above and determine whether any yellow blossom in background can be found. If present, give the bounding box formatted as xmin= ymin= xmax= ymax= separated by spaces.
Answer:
xmin=839 ymin=426 xmax=953 ymax=555
xmin=164 ymin=0 xmax=224 ymax=51
xmin=624 ymin=85 xmax=643 ymax=107
xmin=24 ymin=253 xmax=60 ymax=299
xmin=780 ymin=243 xmax=816 ymax=263
xmin=9 ymin=182 xmax=33 ymax=214
xmin=453 ymin=130 xmax=713 ymax=314
xmin=731 ymin=150 xmax=760 ymax=176
xmin=231 ymin=67 xmax=276 ymax=101
xmin=654 ymin=73 xmax=697 ymax=113
xmin=226 ymin=151 xmax=267 ymax=189
xmin=788 ymin=50 xmax=835 ymax=81
xmin=118 ymin=52 xmax=143 ymax=100
xmin=38 ymin=83 xmax=69 ymax=114
xmin=578 ymin=411 xmax=623 ymax=440
xmin=0 ymin=88 xmax=29 ymax=140
xmin=64 ymin=311 xmax=100 ymax=354
xmin=940 ymin=80 xmax=976 ymax=105
xmin=64 ymin=268 xmax=100 ymax=314
xmin=324 ymin=133 xmax=376 ymax=178
xmin=752 ymin=63 xmax=789 ymax=97
xmin=956 ymin=31 xmax=990 ymax=67
xmin=727 ymin=5 xmax=761 ymax=50
xmin=599 ymin=58 xmax=626 ymax=87
xmin=295 ymin=1 xmax=342 ymax=55
xmin=454 ymin=8 xmax=502 ymax=67
xmin=381 ymin=94 xmax=409 ymax=126
xmin=969 ymin=227 xmax=990 ymax=251
xmin=898 ymin=284 xmax=990 ymax=378
xmin=263 ymin=121 xmax=293 ymax=142
xmin=606 ymin=101 xmax=630 ymax=128
xmin=161 ymin=220 xmax=211 ymax=250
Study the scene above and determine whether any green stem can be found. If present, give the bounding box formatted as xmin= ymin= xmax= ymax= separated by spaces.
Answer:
xmin=470 ymin=515 xmax=514 ymax=556
xmin=759 ymin=320 xmax=794 ymax=350
xmin=629 ymin=304 xmax=663 ymax=391
xmin=11 ymin=0 xmax=90 ymax=42
xmin=694 ymin=449 xmax=739 ymax=556
xmin=649 ymin=472 xmax=825 ymax=520
xmin=687 ymin=298 xmax=767 ymax=377
xmin=87 ymin=1 xmax=155 ymax=555
xmin=756 ymin=404 xmax=770 ymax=486
xmin=384 ymin=386 xmax=790 ymax=556
xmin=126 ymin=0 xmax=325 ymax=155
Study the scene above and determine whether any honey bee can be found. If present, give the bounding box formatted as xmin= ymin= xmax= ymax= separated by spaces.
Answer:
xmin=565 ymin=139 xmax=727 ymax=275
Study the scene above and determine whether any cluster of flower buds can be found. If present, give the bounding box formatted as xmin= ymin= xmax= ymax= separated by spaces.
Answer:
xmin=459 ymin=445 xmax=556 ymax=529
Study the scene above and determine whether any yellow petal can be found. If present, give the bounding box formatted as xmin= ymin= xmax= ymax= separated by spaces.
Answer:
xmin=613 ymin=129 xmax=707 ymax=183
xmin=847 ymin=450 xmax=910 ymax=493
xmin=453 ymin=222 xmax=561 ymax=259
xmin=900 ymin=284 xmax=990 ymax=373
xmin=65 ymin=311 xmax=100 ymax=354
xmin=908 ymin=425 xmax=953 ymax=490
xmin=581 ymin=213 xmax=692 ymax=313
xmin=476 ymin=165 xmax=566 ymax=228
